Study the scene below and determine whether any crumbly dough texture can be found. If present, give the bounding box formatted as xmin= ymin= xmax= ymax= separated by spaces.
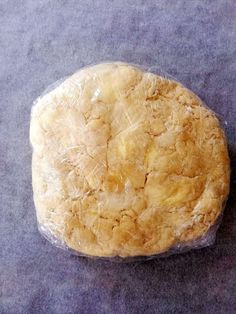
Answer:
xmin=30 ymin=62 xmax=230 ymax=257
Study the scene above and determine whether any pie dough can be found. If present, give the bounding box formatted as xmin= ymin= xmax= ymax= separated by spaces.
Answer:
xmin=30 ymin=62 xmax=230 ymax=257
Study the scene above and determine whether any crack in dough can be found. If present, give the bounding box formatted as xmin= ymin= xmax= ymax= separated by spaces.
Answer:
xmin=30 ymin=62 xmax=230 ymax=257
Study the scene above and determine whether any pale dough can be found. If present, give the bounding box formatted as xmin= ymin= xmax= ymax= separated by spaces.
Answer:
xmin=30 ymin=62 xmax=230 ymax=257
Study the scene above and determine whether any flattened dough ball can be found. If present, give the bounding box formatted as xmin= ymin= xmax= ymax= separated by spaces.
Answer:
xmin=30 ymin=62 xmax=230 ymax=257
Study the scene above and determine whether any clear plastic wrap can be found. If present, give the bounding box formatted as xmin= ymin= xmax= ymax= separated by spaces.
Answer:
xmin=30 ymin=62 xmax=230 ymax=261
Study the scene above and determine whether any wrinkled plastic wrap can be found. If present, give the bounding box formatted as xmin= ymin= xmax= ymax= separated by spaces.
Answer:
xmin=30 ymin=62 xmax=230 ymax=261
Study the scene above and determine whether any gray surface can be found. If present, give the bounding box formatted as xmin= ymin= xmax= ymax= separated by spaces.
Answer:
xmin=1 ymin=0 xmax=236 ymax=313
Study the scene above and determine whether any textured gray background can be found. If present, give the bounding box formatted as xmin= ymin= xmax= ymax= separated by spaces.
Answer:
xmin=1 ymin=0 xmax=236 ymax=313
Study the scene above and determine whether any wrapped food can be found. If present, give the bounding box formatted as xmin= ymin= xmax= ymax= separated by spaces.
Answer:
xmin=30 ymin=62 xmax=230 ymax=260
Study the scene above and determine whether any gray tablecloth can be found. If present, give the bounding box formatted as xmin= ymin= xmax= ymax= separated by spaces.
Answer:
xmin=1 ymin=1 xmax=236 ymax=313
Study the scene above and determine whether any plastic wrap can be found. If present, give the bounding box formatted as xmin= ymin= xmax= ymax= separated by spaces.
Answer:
xmin=30 ymin=62 xmax=230 ymax=261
